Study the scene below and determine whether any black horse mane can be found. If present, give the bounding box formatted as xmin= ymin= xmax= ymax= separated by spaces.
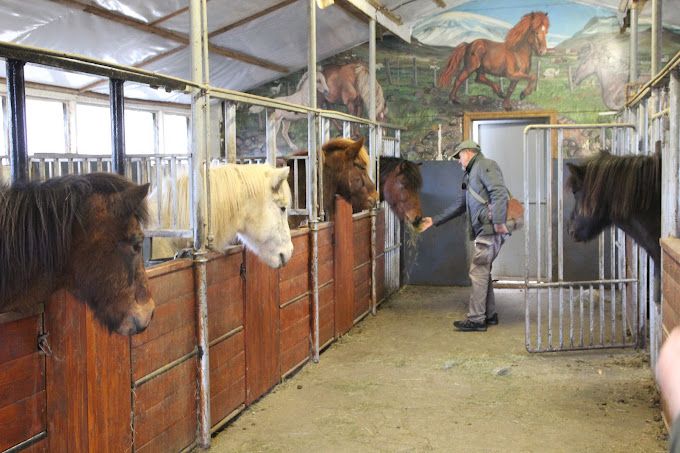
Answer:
xmin=0 ymin=173 xmax=148 ymax=305
xmin=380 ymin=156 xmax=422 ymax=190
xmin=575 ymin=151 xmax=660 ymax=220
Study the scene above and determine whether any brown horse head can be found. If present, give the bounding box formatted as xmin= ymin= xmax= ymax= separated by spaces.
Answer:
xmin=322 ymin=136 xmax=378 ymax=214
xmin=0 ymin=173 xmax=155 ymax=335
xmin=379 ymin=157 xmax=423 ymax=228
xmin=506 ymin=11 xmax=549 ymax=55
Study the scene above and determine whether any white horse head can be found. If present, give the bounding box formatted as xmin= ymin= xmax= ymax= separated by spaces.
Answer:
xmin=297 ymin=70 xmax=330 ymax=99
xmin=149 ymin=164 xmax=294 ymax=268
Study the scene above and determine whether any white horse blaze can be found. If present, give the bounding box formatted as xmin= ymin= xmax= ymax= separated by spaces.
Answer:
xmin=149 ymin=164 xmax=294 ymax=268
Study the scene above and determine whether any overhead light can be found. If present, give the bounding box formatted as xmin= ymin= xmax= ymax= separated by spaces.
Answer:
xmin=316 ymin=0 xmax=335 ymax=9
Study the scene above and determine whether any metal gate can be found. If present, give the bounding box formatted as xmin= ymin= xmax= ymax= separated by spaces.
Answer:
xmin=523 ymin=123 xmax=651 ymax=352
xmin=381 ymin=128 xmax=401 ymax=297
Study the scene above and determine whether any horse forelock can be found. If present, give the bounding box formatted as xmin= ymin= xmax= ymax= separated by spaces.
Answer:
xmin=581 ymin=152 xmax=660 ymax=221
xmin=506 ymin=11 xmax=548 ymax=49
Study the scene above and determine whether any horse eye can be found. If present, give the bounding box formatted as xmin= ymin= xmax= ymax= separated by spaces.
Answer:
xmin=280 ymin=206 xmax=286 ymax=213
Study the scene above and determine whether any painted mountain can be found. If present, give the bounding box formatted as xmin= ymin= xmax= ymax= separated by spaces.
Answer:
xmin=412 ymin=11 xmax=510 ymax=47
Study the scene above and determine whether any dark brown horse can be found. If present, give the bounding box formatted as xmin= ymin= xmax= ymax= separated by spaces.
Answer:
xmin=566 ymin=150 xmax=661 ymax=267
xmin=286 ymin=136 xmax=379 ymax=227
xmin=438 ymin=11 xmax=549 ymax=110
xmin=379 ymin=156 xmax=423 ymax=228
xmin=0 ymin=173 xmax=155 ymax=335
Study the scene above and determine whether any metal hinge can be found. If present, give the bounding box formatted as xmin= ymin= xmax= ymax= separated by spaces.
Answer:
xmin=37 ymin=332 xmax=52 ymax=356
xmin=240 ymin=262 xmax=246 ymax=280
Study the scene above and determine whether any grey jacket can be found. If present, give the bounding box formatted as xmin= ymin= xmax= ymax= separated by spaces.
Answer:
xmin=432 ymin=152 xmax=509 ymax=239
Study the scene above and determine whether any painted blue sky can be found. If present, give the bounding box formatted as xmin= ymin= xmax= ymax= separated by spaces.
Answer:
xmin=439 ymin=0 xmax=616 ymax=46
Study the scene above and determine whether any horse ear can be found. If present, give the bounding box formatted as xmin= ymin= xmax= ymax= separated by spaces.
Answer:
xmin=127 ymin=183 xmax=150 ymax=206
xmin=117 ymin=183 xmax=150 ymax=219
xmin=271 ymin=167 xmax=290 ymax=192
xmin=566 ymin=163 xmax=585 ymax=180
xmin=349 ymin=136 xmax=365 ymax=159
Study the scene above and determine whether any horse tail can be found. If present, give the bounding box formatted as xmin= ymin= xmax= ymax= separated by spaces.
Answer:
xmin=438 ymin=42 xmax=468 ymax=88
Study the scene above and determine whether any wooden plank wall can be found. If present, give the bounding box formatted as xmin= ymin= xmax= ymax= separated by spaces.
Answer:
xmin=334 ymin=197 xmax=354 ymax=337
xmin=207 ymin=249 xmax=246 ymax=427
xmin=0 ymin=314 xmax=44 ymax=452
xmin=317 ymin=224 xmax=335 ymax=348
xmin=245 ymin=250 xmax=280 ymax=404
xmin=352 ymin=214 xmax=371 ymax=321
xmin=376 ymin=209 xmax=386 ymax=304
xmin=661 ymin=238 xmax=680 ymax=427
xmin=132 ymin=260 xmax=197 ymax=453
xmin=279 ymin=231 xmax=311 ymax=376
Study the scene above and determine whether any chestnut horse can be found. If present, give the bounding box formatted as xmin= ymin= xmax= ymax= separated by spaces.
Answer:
xmin=321 ymin=63 xmax=388 ymax=121
xmin=379 ymin=156 xmax=423 ymax=229
xmin=286 ymin=136 xmax=379 ymax=228
xmin=566 ymin=150 xmax=661 ymax=268
xmin=0 ymin=173 xmax=155 ymax=335
xmin=438 ymin=11 xmax=549 ymax=110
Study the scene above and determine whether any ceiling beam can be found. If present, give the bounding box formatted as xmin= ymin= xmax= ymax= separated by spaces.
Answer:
xmin=341 ymin=0 xmax=411 ymax=42
xmin=52 ymin=0 xmax=289 ymax=73
xmin=208 ymin=0 xmax=299 ymax=38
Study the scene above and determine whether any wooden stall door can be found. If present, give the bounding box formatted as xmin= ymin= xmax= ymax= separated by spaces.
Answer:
xmin=245 ymin=250 xmax=280 ymax=404
xmin=45 ymin=290 xmax=131 ymax=452
xmin=334 ymin=196 xmax=354 ymax=337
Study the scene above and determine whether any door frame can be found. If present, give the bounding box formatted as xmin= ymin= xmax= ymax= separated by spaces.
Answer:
xmin=463 ymin=110 xmax=558 ymax=156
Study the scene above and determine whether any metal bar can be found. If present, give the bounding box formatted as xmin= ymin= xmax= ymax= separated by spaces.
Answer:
xmin=6 ymin=59 xmax=28 ymax=183
xmin=2 ymin=432 xmax=48 ymax=453
xmin=308 ymin=0 xmax=320 ymax=364
xmin=589 ymin=284 xmax=594 ymax=346
xmin=210 ymin=404 xmax=246 ymax=434
xmin=599 ymin=234 xmax=605 ymax=346
xmin=524 ymin=129 xmax=531 ymax=350
xmin=208 ymin=326 xmax=244 ymax=347
xmin=190 ymin=0 xmax=211 ymax=447
xmin=557 ymin=128 xmax=564 ymax=349
xmin=134 ymin=347 xmax=198 ymax=387
xmin=109 ymin=78 xmax=126 ymax=175
xmin=579 ymin=285 xmax=584 ymax=347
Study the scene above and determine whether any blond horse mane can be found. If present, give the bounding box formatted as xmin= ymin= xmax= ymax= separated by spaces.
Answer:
xmin=354 ymin=64 xmax=386 ymax=118
xmin=154 ymin=164 xmax=290 ymax=250
xmin=505 ymin=11 xmax=548 ymax=50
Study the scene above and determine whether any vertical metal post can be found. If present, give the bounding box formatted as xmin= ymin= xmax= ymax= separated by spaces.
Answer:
xmin=651 ymin=0 xmax=662 ymax=77
xmin=7 ymin=59 xmax=28 ymax=183
xmin=629 ymin=2 xmax=638 ymax=84
xmin=224 ymin=101 xmax=237 ymax=163
xmin=110 ymin=78 xmax=126 ymax=175
xmin=664 ymin=72 xmax=680 ymax=238
xmin=308 ymin=0 xmax=321 ymax=363
xmin=266 ymin=110 xmax=278 ymax=164
xmin=190 ymin=0 xmax=211 ymax=447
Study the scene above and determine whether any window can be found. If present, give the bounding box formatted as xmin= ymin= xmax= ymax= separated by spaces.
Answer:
xmin=26 ymin=98 xmax=66 ymax=155
xmin=163 ymin=114 xmax=189 ymax=154
xmin=125 ymin=110 xmax=155 ymax=155
xmin=76 ymin=104 xmax=111 ymax=155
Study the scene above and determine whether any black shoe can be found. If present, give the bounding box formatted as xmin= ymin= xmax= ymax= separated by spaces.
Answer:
xmin=453 ymin=319 xmax=487 ymax=332
xmin=486 ymin=313 xmax=499 ymax=326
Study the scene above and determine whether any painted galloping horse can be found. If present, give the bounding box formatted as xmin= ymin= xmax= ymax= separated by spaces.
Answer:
xmin=438 ymin=11 xmax=549 ymax=110
xmin=321 ymin=63 xmax=388 ymax=121
xmin=0 ymin=173 xmax=155 ymax=335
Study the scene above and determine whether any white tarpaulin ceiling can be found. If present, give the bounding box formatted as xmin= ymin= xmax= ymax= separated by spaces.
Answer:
xmin=0 ymin=0 xmax=678 ymax=104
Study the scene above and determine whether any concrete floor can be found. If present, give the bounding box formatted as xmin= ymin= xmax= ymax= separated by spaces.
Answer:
xmin=209 ymin=286 xmax=666 ymax=453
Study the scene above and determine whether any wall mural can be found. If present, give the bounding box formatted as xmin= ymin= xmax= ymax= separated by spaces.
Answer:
xmin=239 ymin=0 xmax=680 ymax=160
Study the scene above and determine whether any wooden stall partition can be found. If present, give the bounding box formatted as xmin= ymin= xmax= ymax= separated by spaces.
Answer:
xmin=245 ymin=250 xmax=280 ymax=404
xmin=132 ymin=259 xmax=197 ymax=453
xmin=45 ymin=290 xmax=131 ymax=452
xmin=352 ymin=213 xmax=372 ymax=322
xmin=279 ymin=230 xmax=311 ymax=377
xmin=661 ymin=237 xmax=680 ymax=427
xmin=206 ymin=248 xmax=246 ymax=428
xmin=375 ymin=208 xmax=386 ymax=305
xmin=0 ymin=313 xmax=45 ymax=452
xmin=334 ymin=196 xmax=354 ymax=337
xmin=317 ymin=223 xmax=336 ymax=348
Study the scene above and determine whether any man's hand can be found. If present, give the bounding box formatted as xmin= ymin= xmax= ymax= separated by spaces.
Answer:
xmin=657 ymin=327 xmax=680 ymax=422
xmin=418 ymin=217 xmax=433 ymax=232
xmin=494 ymin=223 xmax=509 ymax=235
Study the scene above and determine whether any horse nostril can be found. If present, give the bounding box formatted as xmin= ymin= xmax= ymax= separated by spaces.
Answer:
xmin=413 ymin=216 xmax=423 ymax=227
xmin=279 ymin=253 xmax=286 ymax=267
